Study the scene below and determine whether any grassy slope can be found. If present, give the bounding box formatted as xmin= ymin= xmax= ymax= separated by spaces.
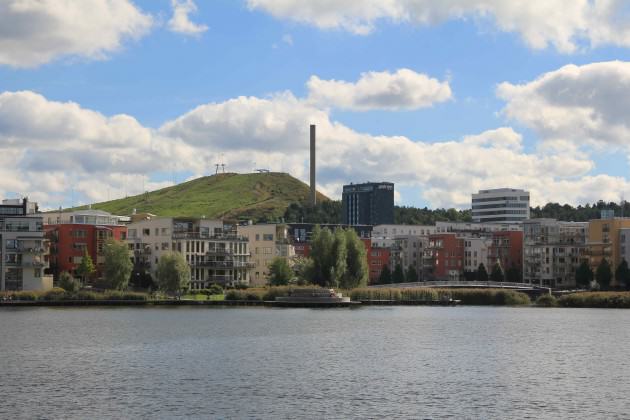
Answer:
xmin=74 ymin=172 xmax=328 ymax=221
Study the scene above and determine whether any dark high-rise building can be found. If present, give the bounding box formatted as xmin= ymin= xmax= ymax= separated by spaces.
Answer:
xmin=342 ymin=182 xmax=394 ymax=225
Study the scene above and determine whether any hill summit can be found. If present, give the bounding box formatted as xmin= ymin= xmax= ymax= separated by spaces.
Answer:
xmin=78 ymin=172 xmax=329 ymax=222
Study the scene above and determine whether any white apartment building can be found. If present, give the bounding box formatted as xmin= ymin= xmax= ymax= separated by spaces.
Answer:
xmin=127 ymin=217 xmax=252 ymax=289
xmin=0 ymin=198 xmax=53 ymax=291
xmin=435 ymin=221 xmax=523 ymax=233
xmin=471 ymin=188 xmax=530 ymax=223
xmin=237 ymin=224 xmax=295 ymax=287
xmin=523 ymin=219 xmax=588 ymax=288
xmin=619 ymin=228 xmax=630 ymax=265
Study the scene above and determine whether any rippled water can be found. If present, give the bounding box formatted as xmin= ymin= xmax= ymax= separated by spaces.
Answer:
xmin=1 ymin=306 xmax=630 ymax=419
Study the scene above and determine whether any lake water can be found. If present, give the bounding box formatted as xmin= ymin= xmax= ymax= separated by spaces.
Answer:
xmin=1 ymin=306 xmax=630 ymax=419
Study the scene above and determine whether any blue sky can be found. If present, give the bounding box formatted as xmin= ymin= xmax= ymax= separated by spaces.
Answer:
xmin=2 ymin=0 xmax=630 ymax=210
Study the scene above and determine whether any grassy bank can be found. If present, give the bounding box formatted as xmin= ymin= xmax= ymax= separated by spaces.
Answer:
xmin=0 ymin=288 xmax=149 ymax=302
xmin=351 ymin=288 xmax=531 ymax=306
xmin=558 ymin=292 xmax=630 ymax=308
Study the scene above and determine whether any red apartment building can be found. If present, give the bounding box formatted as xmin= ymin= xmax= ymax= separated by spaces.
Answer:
xmin=488 ymin=230 xmax=523 ymax=274
xmin=368 ymin=246 xmax=390 ymax=284
xmin=426 ymin=233 xmax=465 ymax=280
xmin=44 ymin=210 xmax=127 ymax=281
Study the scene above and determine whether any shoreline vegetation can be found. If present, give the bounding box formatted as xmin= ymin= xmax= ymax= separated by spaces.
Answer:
xmin=3 ymin=287 xmax=630 ymax=309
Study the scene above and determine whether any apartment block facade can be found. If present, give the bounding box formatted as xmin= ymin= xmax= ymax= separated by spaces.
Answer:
xmin=237 ymin=224 xmax=294 ymax=286
xmin=127 ymin=217 xmax=251 ymax=289
xmin=586 ymin=217 xmax=630 ymax=287
xmin=44 ymin=210 xmax=127 ymax=281
xmin=523 ymin=219 xmax=588 ymax=288
xmin=0 ymin=198 xmax=52 ymax=291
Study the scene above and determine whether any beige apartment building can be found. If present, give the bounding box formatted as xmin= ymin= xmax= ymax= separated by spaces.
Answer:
xmin=586 ymin=217 xmax=630 ymax=286
xmin=127 ymin=216 xmax=252 ymax=289
xmin=237 ymin=224 xmax=294 ymax=286
xmin=0 ymin=198 xmax=53 ymax=291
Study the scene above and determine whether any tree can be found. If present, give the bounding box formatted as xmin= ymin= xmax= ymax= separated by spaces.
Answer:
xmin=308 ymin=226 xmax=366 ymax=288
xmin=156 ymin=252 xmax=191 ymax=295
xmin=76 ymin=250 xmax=96 ymax=284
xmin=378 ymin=265 xmax=392 ymax=284
xmin=615 ymin=259 xmax=630 ymax=290
xmin=392 ymin=263 xmax=405 ymax=283
xmin=477 ymin=263 xmax=488 ymax=281
xmin=405 ymin=265 xmax=418 ymax=282
xmin=292 ymin=256 xmax=314 ymax=285
xmin=505 ymin=265 xmax=521 ymax=283
xmin=103 ymin=239 xmax=133 ymax=290
xmin=268 ymin=257 xmax=293 ymax=286
xmin=575 ymin=260 xmax=593 ymax=288
xmin=490 ymin=262 xmax=504 ymax=282
xmin=58 ymin=271 xmax=80 ymax=292
xmin=341 ymin=229 xmax=368 ymax=289
xmin=596 ymin=258 xmax=613 ymax=290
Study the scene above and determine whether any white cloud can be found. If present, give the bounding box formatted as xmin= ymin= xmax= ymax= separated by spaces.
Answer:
xmin=0 ymin=0 xmax=153 ymax=68
xmin=497 ymin=61 xmax=630 ymax=150
xmin=168 ymin=0 xmax=208 ymax=36
xmin=307 ymin=69 xmax=452 ymax=111
xmin=247 ymin=0 xmax=630 ymax=53
xmin=3 ymin=67 xmax=630 ymax=209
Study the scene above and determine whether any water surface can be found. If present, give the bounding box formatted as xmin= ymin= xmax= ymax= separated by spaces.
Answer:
xmin=1 ymin=306 xmax=629 ymax=419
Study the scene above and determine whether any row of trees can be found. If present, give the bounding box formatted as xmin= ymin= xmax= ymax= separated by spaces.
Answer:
xmin=374 ymin=262 xmax=520 ymax=284
xmin=575 ymin=258 xmax=630 ymax=290
xmin=267 ymin=226 xmax=368 ymax=289
xmin=59 ymin=239 xmax=192 ymax=295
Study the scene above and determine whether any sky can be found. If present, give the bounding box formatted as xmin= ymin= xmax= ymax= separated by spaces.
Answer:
xmin=2 ymin=0 xmax=630 ymax=211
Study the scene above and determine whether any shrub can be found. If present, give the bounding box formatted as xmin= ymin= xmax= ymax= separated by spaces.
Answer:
xmin=558 ymin=292 xmax=630 ymax=308
xmin=208 ymin=284 xmax=223 ymax=295
xmin=41 ymin=288 xmax=67 ymax=301
xmin=535 ymin=294 xmax=558 ymax=307
xmin=350 ymin=287 xmax=530 ymax=305
xmin=225 ymin=289 xmax=264 ymax=301
xmin=12 ymin=291 xmax=40 ymax=301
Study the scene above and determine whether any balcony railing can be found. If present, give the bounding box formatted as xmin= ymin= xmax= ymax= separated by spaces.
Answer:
xmin=172 ymin=231 xmax=248 ymax=241
xmin=191 ymin=260 xmax=255 ymax=269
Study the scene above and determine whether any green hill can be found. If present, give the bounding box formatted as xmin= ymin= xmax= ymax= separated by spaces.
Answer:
xmin=75 ymin=172 xmax=329 ymax=222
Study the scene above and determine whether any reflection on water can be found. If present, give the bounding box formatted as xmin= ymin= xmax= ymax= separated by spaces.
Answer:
xmin=1 ymin=306 xmax=629 ymax=419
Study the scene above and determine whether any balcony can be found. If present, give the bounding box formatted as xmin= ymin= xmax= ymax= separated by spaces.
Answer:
xmin=191 ymin=260 xmax=255 ymax=269
xmin=172 ymin=231 xmax=248 ymax=241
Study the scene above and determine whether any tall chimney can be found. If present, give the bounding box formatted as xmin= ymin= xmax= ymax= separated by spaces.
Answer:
xmin=310 ymin=124 xmax=316 ymax=206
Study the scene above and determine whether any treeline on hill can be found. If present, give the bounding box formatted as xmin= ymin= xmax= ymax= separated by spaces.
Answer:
xmin=283 ymin=199 xmax=630 ymax=225
xmin=531 ymin=201 xmax=630 ymax=221
xmin=283 ymin=201 xmax=472 ymax=224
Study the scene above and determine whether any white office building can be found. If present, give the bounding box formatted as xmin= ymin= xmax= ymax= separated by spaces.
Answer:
xmin=471 ymin=188 xmax=530 ymax=223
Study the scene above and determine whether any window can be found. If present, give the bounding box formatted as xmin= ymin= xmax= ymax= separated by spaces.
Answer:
xmin=121 ymin=232 xmax=127 ymax=240
xmin=143 ymin=229 xmax=150 ymax=236
xmin=71 ymin=230 xmax=87 ymax=238
xmin=128 ymin=229 xmax=137 ymax=239
xmin=263 ymin=234 xmax=274 ymax=241
xmin=255 ymin=234 xmax=260 ymax=241
xmin=161 ymin=228 xmax=169 ymax=236
xmin=72 ymin=243 xmax=87 ymax=252
xmin=5 ymin=239 xmax=17 ymax=249
xmin=155 ymin=228 xmax=159 ymax=236
xmin=264 ymin=247 xmax=272 ymax=254
xmin=162 ymin=242 xmax=169 ymax=250
xmin=34 ymin=268 xmax=42 ymax=277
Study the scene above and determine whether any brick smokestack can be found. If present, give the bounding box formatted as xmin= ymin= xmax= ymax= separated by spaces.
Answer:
xmin=310 ymin=124 xmax=316 ymax=206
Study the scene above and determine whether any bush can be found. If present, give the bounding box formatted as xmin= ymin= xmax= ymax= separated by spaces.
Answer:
xmin=350 ymin=287 xmax=530 ymax=305
xmin=41 ymin=288 xmax=68 ymax=301
xmin=12 ymin=291 xmax=40 ymax=301
xmin=558 ymin=292 xmax=630 ymax=308
xmin=102 ymin=290 xmax=148 ymax=301
xmin=225 ymin=289 xmax=264 ymax=301
xmin=535 ymin=294 xmax=558 ymax=307
xmin=208 ymin=283 xmax=223 ymax=295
